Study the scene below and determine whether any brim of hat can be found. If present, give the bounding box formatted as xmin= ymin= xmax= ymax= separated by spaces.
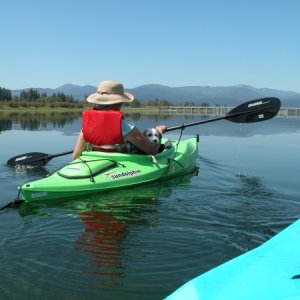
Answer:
xmin=86 ymin=92 xmax=134 ymax=105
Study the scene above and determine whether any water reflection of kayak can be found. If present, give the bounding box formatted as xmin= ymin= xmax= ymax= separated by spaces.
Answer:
xmin=167 ymin=219 xmax=300 ymax=300
xmin=19 ymin=137 xmax=199 ymax=203
xmin=18 ymin=170 xmax=198 ymax=282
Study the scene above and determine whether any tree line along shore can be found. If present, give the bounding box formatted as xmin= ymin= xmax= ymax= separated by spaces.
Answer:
xmin=0 ymin=86 xmax=209 ymax=111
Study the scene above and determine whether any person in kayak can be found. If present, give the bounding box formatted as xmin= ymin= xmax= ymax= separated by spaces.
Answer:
xmin=72 ymin=80 xmax=166 ymax=159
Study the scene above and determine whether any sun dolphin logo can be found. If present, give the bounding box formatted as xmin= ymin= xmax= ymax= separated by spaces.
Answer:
xmin=103 ymin=169 xmax=142 ymax=181
xmin=248 ymin=100 xmax=270 ymax=108
xmin=15 ymin=155 xmax=32 ymax=162
xmin=258 ymin=114 xmax=265 ymax=119
xmin=248 ymin=101 xmax=262 ymax=108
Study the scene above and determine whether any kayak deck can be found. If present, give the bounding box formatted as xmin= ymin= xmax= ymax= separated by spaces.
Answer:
xmin=20 ymin=137 xmax=199 ymax=202
xmin=167 ymin=219 xmax=300 ymax=300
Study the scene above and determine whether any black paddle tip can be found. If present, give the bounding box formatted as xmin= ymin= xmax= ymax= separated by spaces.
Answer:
xmin=7 ymin=152 xmax=50 ymax=167
xmin=227 ymin=97 xmax=281 ymax=123
xmin=7 ymin=150 xmax=72 ymax=167
xmin=0 ymin=199 xmax=24 ymax=211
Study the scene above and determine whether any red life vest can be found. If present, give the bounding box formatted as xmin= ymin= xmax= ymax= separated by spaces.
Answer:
xmin=82 ymin=109 xmax=127 ymax=153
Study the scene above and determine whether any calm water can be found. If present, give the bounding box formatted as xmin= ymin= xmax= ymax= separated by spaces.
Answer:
xmin=0 ymin=112 xmax=300 ymax=300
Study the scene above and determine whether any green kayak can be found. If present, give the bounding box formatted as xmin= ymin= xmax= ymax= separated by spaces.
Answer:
xmin=19 ymin=137 xmax=199 ymax=202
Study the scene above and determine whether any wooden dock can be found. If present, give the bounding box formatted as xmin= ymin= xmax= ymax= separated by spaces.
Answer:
xmin=158 ymin=106 xmax=300 ymax=117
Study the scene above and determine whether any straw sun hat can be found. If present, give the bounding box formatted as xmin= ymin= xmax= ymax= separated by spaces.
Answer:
xmin=87 ymin=80 xmax=134 ymax=105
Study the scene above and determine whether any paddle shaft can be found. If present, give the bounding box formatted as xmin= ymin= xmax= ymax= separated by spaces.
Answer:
xmin=165 ymin=115 xmax=225 ymax=132
xmin=24 ymin=150 xmax=74 ymax=165
xmin=48 ymin=150 xmax=73 ymax=159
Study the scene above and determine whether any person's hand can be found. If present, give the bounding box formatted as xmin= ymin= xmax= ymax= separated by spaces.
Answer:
xmin=155 ymin=125 xmax=167 ymax=134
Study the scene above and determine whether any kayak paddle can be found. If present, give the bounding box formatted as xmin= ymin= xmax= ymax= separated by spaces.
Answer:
xmin=7 ymin=150 xmax=73 ymax=167
xmin=165 ymin=97 xmax=281 ymax=132
xmin=6 ymin=97 xmax=280 ymax=167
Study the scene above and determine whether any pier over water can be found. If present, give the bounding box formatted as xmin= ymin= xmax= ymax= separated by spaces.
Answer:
xmin=158 ymin=106 xmax=300 ymax=117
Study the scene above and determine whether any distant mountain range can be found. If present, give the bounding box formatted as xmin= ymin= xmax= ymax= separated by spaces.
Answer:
xmin=12 ymin=83 xmax=300 ymax=107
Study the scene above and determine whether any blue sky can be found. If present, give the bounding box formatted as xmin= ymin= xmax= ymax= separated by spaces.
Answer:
xmin=0 ymin=0 xmax=299 ymax=92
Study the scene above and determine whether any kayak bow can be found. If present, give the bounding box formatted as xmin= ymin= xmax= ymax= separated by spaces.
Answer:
xmin=167 ymin=219 xmax=300 ymax=300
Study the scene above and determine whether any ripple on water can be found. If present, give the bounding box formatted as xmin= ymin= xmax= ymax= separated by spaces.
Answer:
xmin=2 ymin=211 xmax=131 ymax=299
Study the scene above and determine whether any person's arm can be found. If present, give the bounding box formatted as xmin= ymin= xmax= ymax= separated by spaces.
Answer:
xmin=124 ymin=126 xmax=166 ymax=155
xmin=155 ymin=125 xmax=166 ymax=135
xmin=72 ymin=130 xmax=87 ymax=159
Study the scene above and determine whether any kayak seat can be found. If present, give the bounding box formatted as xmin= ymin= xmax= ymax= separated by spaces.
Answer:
xmin=164 ymin=140 xmax=173 ymax=149
xmin=158 ymin=140 xmax=172 ymax=153
xmin=58 ymin=159 xmax=117 ymax=179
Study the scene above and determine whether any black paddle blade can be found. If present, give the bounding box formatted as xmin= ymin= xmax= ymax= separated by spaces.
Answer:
xmin=7 ymin=152 xmax=51 ymax=167
xmin=226 ymin=97 xmax=281 ymax=123
xmin=7 ymin=150 xmax=73 ymax=167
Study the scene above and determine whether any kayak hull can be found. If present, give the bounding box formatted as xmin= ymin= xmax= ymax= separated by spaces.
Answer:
xmin=20 ymin=137 xmax=199 ymax=202
xmin=167 ymin=219 xmax=300 ymax=300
